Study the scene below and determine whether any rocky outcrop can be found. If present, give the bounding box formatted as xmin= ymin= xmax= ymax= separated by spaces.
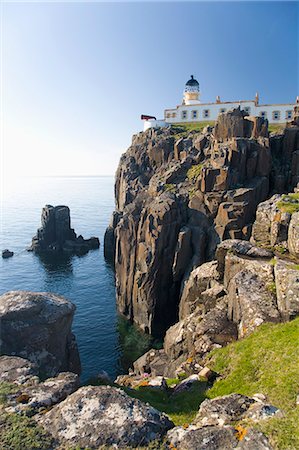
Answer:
xmin=29 ymin=205 xmax=99 ymax=255
xmin=133 ymin=238 xmax=299 ymax=377
xmin=251 ymin=191 xmax=299 ymax=258
xmin=106 ymin=109 xmax=297 ymax=336
xmin=36 ymin=385 xmax=174 ymax=448
xmin=0 ymin=291 xmax=81 ymax=377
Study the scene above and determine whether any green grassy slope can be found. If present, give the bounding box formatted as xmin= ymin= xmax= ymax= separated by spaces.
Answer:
xmin=206 ymin=318 xmax=299 ymax=449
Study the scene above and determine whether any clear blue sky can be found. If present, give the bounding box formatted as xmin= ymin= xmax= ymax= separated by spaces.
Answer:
xmin=1 ymin=1 xmax=298 ymax=177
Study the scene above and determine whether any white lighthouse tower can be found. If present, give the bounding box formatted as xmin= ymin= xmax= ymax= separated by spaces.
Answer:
xmin=183 ymin=75 xmax=200 ymax=105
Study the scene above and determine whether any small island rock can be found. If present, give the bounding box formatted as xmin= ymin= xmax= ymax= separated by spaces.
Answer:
xmin=29 ymin=204 xmax=99 ymax=255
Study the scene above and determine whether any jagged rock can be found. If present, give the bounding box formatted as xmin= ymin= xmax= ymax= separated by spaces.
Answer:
xmin=179 ymin=261 xmax=220 ymax=319
xmin=0 ymin=291 xmax=81 ymax=377
xmin=216 ymin=239 xmax=273 ymax=280
xmin=288 ymin=212 xmax=299 ymax=257
xmin=6 ymin=372 xmax=79 ymax=414
xmin=29 ymin=205 xmax=99 ymax=255
xmin=36 ymin=385 xmax=174 ymax=448
xmin=274 ymin=259 xmax=299 ymax=320
xmin=195 ymin=394 xmax=279 ymax=427
xmin=2 ymin=249 xmax=14 ymax=258
xmin=133 ymin=348 xmax=169 ymax=377
xmin=0 ymin=356 xmax=38 ymax=385
xmin=228 ymin=270 xmax=280 ymax=338
xmin=105 ymin=110 xmax=296 ymax=337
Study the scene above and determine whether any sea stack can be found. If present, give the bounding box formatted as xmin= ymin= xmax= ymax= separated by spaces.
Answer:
xmin=29 ymin=205 xmax=100 ymax=255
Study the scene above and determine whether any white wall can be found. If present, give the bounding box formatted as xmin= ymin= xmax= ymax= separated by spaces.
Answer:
xmin=143 ymin=119 xmax=166 ymax=131
xmin=164 ymin=101 xmax=294 ymax=124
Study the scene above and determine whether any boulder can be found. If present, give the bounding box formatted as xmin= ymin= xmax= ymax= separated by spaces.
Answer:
xmin=167 ymin=425 xmax=239 ymax=450
xmin=195 ymin=394 xmax=279 ymax=427
xmin=36 ymin=385 xmax=174 ymax=448
xmin=0 ymin=356 xmax=38 ymax=385
xmin=2 ymin=249 xmax=14 ymax=258
xmin=0 ymin=291 xmax=81 ymax=377
xmin=167 ymin=425 xmax=273 ymax=450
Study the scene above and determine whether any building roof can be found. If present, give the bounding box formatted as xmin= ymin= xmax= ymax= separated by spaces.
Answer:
xmin=186 ymin=75 xmax=199 ymax=87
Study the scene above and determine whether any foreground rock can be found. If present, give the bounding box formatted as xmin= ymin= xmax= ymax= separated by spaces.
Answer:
xmin=0 ymin=356 xmax=38 ymax=385
xmin=0 ymin=291 xmax=81 ymax=377
xmin=167 ymin=425 xmax=273 ymax=450
xmin=6 ymin=372 xmax=79 ymax=415
xmin=36 ymin=385 xmax=174 ymax=448
xmin=29 ymin=204 xmax=99 ymax=255
xmin=195 ymin=393 xmax=279 ymax=427
xmin=167 ymin=393 xmax=277 ymax=449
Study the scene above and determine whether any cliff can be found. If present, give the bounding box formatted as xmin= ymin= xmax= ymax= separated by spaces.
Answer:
xmin=105 ymin=108 xmax=299 ymax=337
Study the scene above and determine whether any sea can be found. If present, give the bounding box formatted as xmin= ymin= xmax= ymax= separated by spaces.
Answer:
xmin=0 ymin=176 xmax=147 ymax=382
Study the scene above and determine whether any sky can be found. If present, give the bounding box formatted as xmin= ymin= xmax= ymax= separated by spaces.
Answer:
xmin=1 ymin=1 xmax=298 ymax=178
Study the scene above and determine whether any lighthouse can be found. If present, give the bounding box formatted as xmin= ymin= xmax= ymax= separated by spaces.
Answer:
xmin=183 ymin=75 xmax=200 ymax=105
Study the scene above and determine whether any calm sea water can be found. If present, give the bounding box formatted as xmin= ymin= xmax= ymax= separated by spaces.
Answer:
xmin=0 ymin=176 xmax=123 ymax=381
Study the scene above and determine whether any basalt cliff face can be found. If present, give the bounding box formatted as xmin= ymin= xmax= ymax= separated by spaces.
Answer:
xmin=105 ymin=108 xmax=299 ymax=337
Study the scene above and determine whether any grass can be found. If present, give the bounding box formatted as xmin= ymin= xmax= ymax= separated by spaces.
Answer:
xmin=206 ymin=317 xmax=299 ymax=449
xmin=277 ymin=193 xmax=299 ymax=214
xmin=187 ymin=163 xmax=203 ymax=182
xmin=268 ymin=123 xmax=286 ymax=134
xmin=0 ymin=382 xmax=19 ymax=404
xmin=0 ymin=412 xmax=54 ymax=450
xmin=171 ymin=121 xmax=215 ymax=139
xmin=266 ymin=281 xmax=277 ymax=295
xmin=164 ymin=183 xmax=176 ymax=193
xmin=287 ymin=264 xmax=299 ymax=271
xmin=124 ymin=381 xmax=207 ymax=426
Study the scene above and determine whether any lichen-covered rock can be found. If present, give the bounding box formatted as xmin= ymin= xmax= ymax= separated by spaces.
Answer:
xmin=195 ymin=393 xmax=279 ymax=427
xmin=167 ymin=425 xmax=239 ymax=450
xmin=167 ymin=425 xmax=273 ymax=450
xmin=274 ymin=259 xmax=299 ymax=320
xmin=0 ymin=291 xmax=81 ymax=377
xmin=228 ymin=270 xmax=281 ymax=338
xmin=36 ymin=385 xmax=174 ymax=448
xmin=288 ymin=212 xmax=299 ymax=257
xmin=0 ymin=356 xmax=38 ymax=385
xmin=6 ymin=372 xmax=79 ymax=414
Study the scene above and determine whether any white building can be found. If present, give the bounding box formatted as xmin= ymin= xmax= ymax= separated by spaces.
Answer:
xmin=143 ymin=75 xmax=297 ymax=131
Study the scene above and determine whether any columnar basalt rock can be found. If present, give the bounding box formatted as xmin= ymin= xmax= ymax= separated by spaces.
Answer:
xmin=105 ymin=109 xmax=299 ymax=337
xmin=29 ymin=205 xmax=99 ymax=255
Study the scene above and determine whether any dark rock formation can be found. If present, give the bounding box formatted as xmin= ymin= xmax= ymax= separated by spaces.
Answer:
xmin=29 ymin=205 xmax=99 ymax=255
xmin=106 ymin=108 xmax=299 ymax=337
xmin=2 ymin=249 xmax=14 ymax=258
xmin=36 ymin=385 xmax=174 ymax=448
xmin=0 ymin=291 xmax=81 ymax=377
